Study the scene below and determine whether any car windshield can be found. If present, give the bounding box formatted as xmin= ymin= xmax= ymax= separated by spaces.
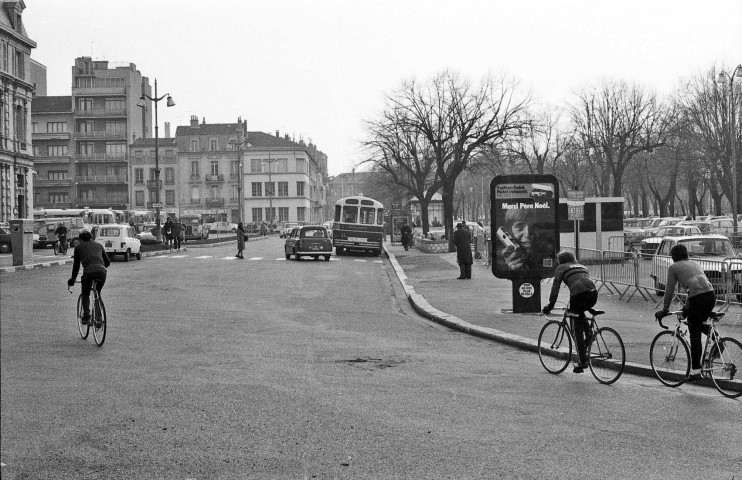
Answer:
xmin=98 ymin=228 xmax=121 ymax=237
xmin=302 ymin=228 xmax=326 ymax=238
xmin=680 ymin=238 xmax=736 ymax=257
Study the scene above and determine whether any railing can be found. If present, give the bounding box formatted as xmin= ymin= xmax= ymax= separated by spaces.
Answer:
xmin=75 ymin=154 xmax=127 ymax=162
xmin=76 ymin=130 xmax=127 ymax=139
xmin=74 ymin=108 xmax=126 ymax=117
xmin=146 ymin=180 xmax=163 ymax=188
xmin=204 ymin=174 xmax=225 ymax=183
xmin=77 ymin=175 xmax=128 ymax=183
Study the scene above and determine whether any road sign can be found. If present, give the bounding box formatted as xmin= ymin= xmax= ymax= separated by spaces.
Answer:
xmin=151 ymin=203 xmax=164 ymax=208
xmin=568 ymin=205 xmax=584 ymax=221
xmin=567 ymin=190 xmax=585 ymax=221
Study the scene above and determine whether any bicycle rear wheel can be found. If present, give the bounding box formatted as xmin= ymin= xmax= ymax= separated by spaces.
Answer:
xmin=588 ymin=327 xmax=625 ymax=385
xmin=709 ymin=337 xmax=742 ymax=399
xmin=538 ymin=321 xmax=572 ymax=374
xmin=53 ymin=242 xmax=59 ymax=255
xmin=650 ymin=330 xmax=690 ymax=387
xmin=91 ymin=294 xmax=107 ymax=347
xmin=76 ymin=294 xmax=89 ymax=339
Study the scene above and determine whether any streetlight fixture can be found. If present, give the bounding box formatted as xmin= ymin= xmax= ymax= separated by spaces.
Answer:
xmin=229 ymin=139 xmax=251 ymax=224
xmin=717 ymin=65 xmax=742 ymax=234
xmin=138 ymin=78 xmax=174 ymax=242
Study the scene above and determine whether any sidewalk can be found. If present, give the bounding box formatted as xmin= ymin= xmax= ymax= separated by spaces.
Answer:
xmin=384 ymin=241 xmax=742 ymax=383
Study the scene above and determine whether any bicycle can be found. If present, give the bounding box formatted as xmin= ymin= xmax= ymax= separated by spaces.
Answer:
xmin=53 ymin=237 xmax=68 ymax=256
xmin=650 ymin=305 xmax=741 ymax=398
xmin=538 ymin=303 xmax=626 ymax=384
xmin=68 ymin=280 xmax=107 ymax=347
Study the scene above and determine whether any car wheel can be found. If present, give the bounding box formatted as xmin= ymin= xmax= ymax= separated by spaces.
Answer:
xmin=294 ymin=250 xmax=301 ymax=261
xmin=136 ymin=250 xmax=142 ymax=260
xmin=313 ymin=255 xmax=318 ymax=261
xmin=124 ymin=249 xmax=130 ymax=262
xmin=285 ymin=252 xmax=290 ymax=260
xmin=0 ymin=243 xmax=9 ymax=254
xmin=324 ymin=255 xmax=330 ymax=261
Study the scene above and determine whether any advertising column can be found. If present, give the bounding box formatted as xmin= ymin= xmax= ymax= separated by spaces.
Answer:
xmin=491 ymin=174 xmax=560 ymax=313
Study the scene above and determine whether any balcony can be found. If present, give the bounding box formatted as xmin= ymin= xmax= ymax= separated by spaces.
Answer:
xmin=75 ymin=154 xmax=127 ymax=163
xmin=72 ymin=85 xmax=126 ymax=96
xmin=77 ymin=175 xmax=128 ymax=184
xmin=186 ymin=199 xmax=202 ymax=206
xmin=78 ymin=196 xmax=128 ymax=207
xmin=205 ymin=198 xmax=225 ymax=207
xmin=146 ymin=179 xmax=163 ymax=188
xmin=188 ymin=175 xmax=201 ymax=185
xmin=35 ymin=179 xmax=72 ymax=187
xmin=32 ymin=131 xmax=71 ymax=141
xmin=74 ymin=107 xmax=126 ymax=117
xmin=75 ymin=130 xmax=128 ymax=140
xmin=204 ymin=174 xmax=225 ymax=184
xmin=32 ymin=155 xmax=72 ymax=164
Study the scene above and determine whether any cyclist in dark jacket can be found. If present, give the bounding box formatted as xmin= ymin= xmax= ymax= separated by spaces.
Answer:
xmin=67 ymin=229 xmax=110 ymax=325
xmin=542 ymin=251 xmax=598 ymax=373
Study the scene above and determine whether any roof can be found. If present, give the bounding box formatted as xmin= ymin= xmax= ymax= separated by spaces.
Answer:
xmin=131 ymin=137 xmax=177 ymax=148
xmin=175 ymin=123 xmax=243 ymax=137
xmin=30 ymin=96 xmax=72 ymax=113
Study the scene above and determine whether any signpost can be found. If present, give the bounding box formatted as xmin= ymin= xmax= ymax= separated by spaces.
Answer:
xmin=567 ymin=190 xmax=585 ymax=260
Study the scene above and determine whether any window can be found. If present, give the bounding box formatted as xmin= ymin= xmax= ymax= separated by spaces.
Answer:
xmin=297 ymin=207 xmax=306 ymax=222
xmin=48 ymin=171 xmax=68 ymax=180
xmin=265 ymin=207 xmax=276 ymax=223
xmin=76 ymin=97 xmax=93 ymax=112
xmin=106 ymin=143 xmax=126 ymax=156
xmin=149 ymin=188 xmax=158 ymax=202
xmin=210 ymin=138 xmax=218 ymax=151
xmin=231 ymin=185 xmax=239 ymax=200
xmin=278 ymin=207 xmax=289 ymax=223
xmin=165 ymin=150 xmax=174 ymax=161
xmin=104 ymin=98 xmax=125 ymax=112
xmin=135 ymin=191 xmax=144 ymax=206
xmin=164 ymin=168 xmax=175 ymax=184
xmin=190 ymin=138 xmax=198 ymax=151
xmin=47 ymin=122 xmax=67 ymax=133
xmin=296 ymin=181 xmax=305 ymax=196
xmin=149 ymin=168 xmax=157 ymax=180
xmin=78 ymin=142 xmax=94 ymax=155
xmin=296 ymin=158 xmax=306 ymax=173
xmin=191 ymin=187 xmax=199 ymax=202
xmin=210 ymin=161 xmax=219 ymax=176
xmin=278 ymin=182 xmax=289 ymax=196
xmin=275 ymin=159 xmax=288 ymax=173
xmin=165 ymin=190 xmax=175 ymax=205
xmin=49 ymin=192 xmax=68 ymax=204
xmin=105 ymin=122 xmax=126 ymax=136
xmin=252 ymin=208 xmax=262 ymax=222
xmin=15 ymin=50 xmax=24 ymax=78
xmin=47 ymin=145 xmax=69 ymax=156
xmin=210 ymin=186 xmax=219 ymax=199
xmin=230 ymin=160 xmax=240 ymax=176
xmin=134 ymin=150 xmax=143 ymax=160
xmin=250 ymin=159 xmax=261 ymax=173
xmin=343 ymin=206 xmax=358 ymax=223
xmin=360 ymin=207 xmax=376 ymax=224
xmin=191 ymin=161 xmax=199 ymax=177
xmin=251 ymin=182 xmax=262 ymax=197
xmin=265 ymin=182 xmax=275 ymax=197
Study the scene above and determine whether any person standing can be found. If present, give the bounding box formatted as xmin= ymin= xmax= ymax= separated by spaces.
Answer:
xmin=162 ymin=217 xmax=174 ymax=250
xmin=400 ymin=223 xmax=412 ymax=251
xmin=171 ymin=219 xmax=182 ymax=250
xmin=235 ymin=222 xmax=248 ymax=259
xmin=453 ymin=222 xmax=473 ymax=279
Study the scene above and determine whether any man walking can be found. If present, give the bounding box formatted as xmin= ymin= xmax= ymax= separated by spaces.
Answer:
xmin=453 ymin=222 xmax=473 ymax=279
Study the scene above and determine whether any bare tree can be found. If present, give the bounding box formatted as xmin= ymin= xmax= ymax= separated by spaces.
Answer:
xmin=390 ymin=71 xmax=531 ymax=250
xmin=570 ymin=80 xmax=675 ymax=197
xmin=504 ymin=107 xmax=571 ymax=175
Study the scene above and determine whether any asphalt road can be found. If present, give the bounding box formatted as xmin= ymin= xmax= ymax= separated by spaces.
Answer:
xmin=1 ymin=239 xmax=740 ymax=479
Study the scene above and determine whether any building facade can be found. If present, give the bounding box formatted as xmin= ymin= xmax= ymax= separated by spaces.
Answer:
xmin=0 ymin=0 xmax=35 ymax=222
xmin=68 ymin=57 xmax=149 ymax=210
xmin=129 ymin=135 xmax=178 ymax=213
xmin=31 ymin=96 xmax=73 ymax=208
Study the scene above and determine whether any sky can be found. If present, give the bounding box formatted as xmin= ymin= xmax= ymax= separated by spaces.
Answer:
xmin=25 ymin=0 xmax=742 ymax=176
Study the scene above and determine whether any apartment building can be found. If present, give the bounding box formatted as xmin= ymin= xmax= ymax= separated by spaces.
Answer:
xmin=31 ymin=96 xmax=73 ymax=208
xmin=129 ymin=134 xmax=178 ymax=211
xmin=0 ymin=0 xmax=35 ymax=221
xmin=69 ymin=57 xmax=149 ymax=210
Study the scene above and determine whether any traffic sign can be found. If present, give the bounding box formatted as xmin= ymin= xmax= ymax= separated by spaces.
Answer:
xmin=151 ymin=203 xmax=164 ymax=208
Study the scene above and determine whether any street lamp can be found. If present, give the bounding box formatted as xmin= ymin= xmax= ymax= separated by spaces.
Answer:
xmin=138 ymin=78 xmax=174 ymax=242
xmin=717 ymin=65 xmax=742 ymax=234
xmin=229 ymin=139 xmax=251 ymax=224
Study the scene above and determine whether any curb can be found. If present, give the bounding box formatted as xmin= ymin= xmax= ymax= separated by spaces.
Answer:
xmin=383 ymin=244 xmax=709 ymax=386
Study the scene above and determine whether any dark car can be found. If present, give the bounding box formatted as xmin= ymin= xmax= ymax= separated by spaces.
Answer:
xmin=0 ymin=225 xmax=11 ymax=253
xmin=284 ymin=225 xmax=332 ymax=261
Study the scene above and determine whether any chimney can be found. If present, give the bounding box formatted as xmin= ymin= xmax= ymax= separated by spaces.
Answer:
xmin=202 ymin=117 xmax=206 ymax=125
xmin=190 ymin=115 xmax=198 ymax=127
xmin=164 ymin=122 xmax=171 ymax=138
xmin=284 ymin=134 xmax=290 ymax=140
xmin=275 ymin=130 xmax=279 ymax=138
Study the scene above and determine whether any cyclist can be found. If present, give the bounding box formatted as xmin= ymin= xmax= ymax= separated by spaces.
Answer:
xmin=67 ymin=228 xmax=110 ymax=325
xmin=654 ymin=243 xmax=715 ymax=377
xmin=54 ymin=222 xmax=68 ymax=253
xmin=542 ymin=251 xmax=598 ymax=373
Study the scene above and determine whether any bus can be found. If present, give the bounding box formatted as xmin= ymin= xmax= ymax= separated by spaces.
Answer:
xmin=332 ymin=196 xmax=385 ymax=256
xmin=34 ymin=207 xmax=122 ymax=225
xmin=124 ymin=210 xmax=158 ymax=233
xmin=180 ymin=213 xmax=210 ymax=240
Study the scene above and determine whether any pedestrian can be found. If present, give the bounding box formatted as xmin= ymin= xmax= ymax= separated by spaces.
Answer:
xmin=235 ymin=222 xmax=248 ymax=259
xmin=162 ymin=217 xmax=174 ymax=250
xmin=654 ymin=243 xmax=715 ymax=378
xmin=261 ymin=222 xmax=267 ymax=236
xmin=542 ymin=251 xmax=598 ymax=373
xmin=453 ymin=222 xmax=473 ymax=279
xmin=171 ymin=219 xmax=182 ymax=250
xmin=400 ymin=223 xmax=412 ymax=251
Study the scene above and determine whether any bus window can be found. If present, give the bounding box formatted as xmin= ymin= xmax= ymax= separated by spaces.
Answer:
xmin=377 ymin=208 xmax=384 ymax=225
xmin=343 ymin=206 xmax=358 ymax=223
xmin=360 ymin=207 xmax=375 ymax=225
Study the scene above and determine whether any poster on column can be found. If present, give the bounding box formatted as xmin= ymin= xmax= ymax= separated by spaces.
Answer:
xmin=491 ymin=174 xmax=560 ymax=280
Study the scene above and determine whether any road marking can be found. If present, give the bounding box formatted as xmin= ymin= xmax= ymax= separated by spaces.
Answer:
xmin=194 ymin=255 xmax=213 ymax=259
xmin=170 ymin=255 xmax=187 ymax=258
xmin=221 ymin=257 xmax=237 ymax=260
xmin=354 ymin=259 xmax=366 ymax=262
xmin=276 ymin=258 xmax=287 ymax=261
xmin=248 ymin=257 xmax=262 ymax=260
xmin=374 ymin=260 xmax=384 ymax=263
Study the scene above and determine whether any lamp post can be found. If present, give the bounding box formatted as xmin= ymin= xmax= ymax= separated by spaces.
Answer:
xmin=138 ymin=79 xmax=174 ymax=242
xmin=229 ymin=139 xmax=250 ymax=224
xmin=263 ymin=154 xmax=277 ymax=231
xmin=718 ymin=65 xmax=742 ymax=234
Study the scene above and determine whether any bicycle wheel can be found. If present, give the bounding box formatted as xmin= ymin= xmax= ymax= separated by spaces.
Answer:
xmin=76 ymin=294 xmax=89 ymax=340
xmin=709 ymin=337 xmax=742 ymax=399
xmin=538 ymin=321 xmax=572 ymax=374
xmin=53 ymin=242 xmax=59 ymax=255
xmin=588 ymin=327 xmax=625 ymax=385
xmin=92 ymin=295 xmax=107 ymax=347
xmin=650 ymin=330 xmax=690 ymax=387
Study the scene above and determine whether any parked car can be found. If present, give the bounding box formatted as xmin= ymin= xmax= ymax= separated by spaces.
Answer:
xmin=135 ymin=223 xmax=159 ymax=244
xmin=94 ymin=224 xmax=142 ymax=261
xmin=676 ymin=220 xmax=713 ymax=235
xmin=206 ymin=221 xmax=238 ymax=233
xmin=322 ymin=221 xmax=333 ymax=239
xmin=284 ymin=225 xmax=332 ymax=261
xmin=280 ymin=222 xmax=299 ymax=238
xmin=649 ymin=234 xmax=741 ymax=301
xmin=0 ymin=224 xmax=11 ymax=253
xmin=708 ymin=217 xmax=735 ymax=236
xmin=644 ymin=217 xmax=686 ymax=236
xmin=639 ymin=225 xmax=702 ymax=254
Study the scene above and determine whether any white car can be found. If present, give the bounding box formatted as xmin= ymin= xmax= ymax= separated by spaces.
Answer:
xmin=639 ymin=225 xmax=702 ymax=254
xmin=94 ymin=224 xmax=142 ymax=262
xmin=207 ymin=221 xmax=238 ymax=233
xmin=649 ymin=234 xmax=741 ymax=301
xmin=280 ymin=222 xmax=299 ymax=238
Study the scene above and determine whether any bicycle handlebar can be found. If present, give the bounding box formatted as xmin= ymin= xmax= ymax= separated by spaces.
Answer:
xmin=656 ymin=310 xmax=684 ymax=330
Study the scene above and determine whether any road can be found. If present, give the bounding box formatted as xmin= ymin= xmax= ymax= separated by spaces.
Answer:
xmin=1 ymin=238 xmax=740 ymax=479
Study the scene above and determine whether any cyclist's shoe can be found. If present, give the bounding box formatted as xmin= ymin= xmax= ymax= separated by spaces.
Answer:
xmin=573 ymin=363 xmax=587 ymax=374
xmin=81 ymin=313 xmax=91 ymax=325
xmin=688 ymin=368 xmax=703 ymax=381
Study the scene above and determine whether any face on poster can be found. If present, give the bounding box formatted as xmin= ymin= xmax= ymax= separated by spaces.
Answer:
xmin=490 ymin=175 xmax=559 ymax=279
